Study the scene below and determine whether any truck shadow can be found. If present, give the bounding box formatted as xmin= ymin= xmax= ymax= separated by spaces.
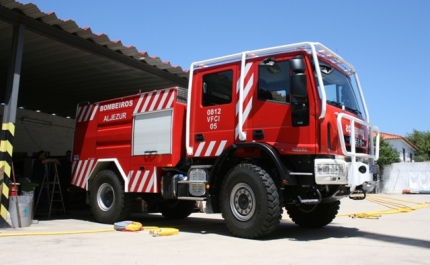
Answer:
xmin=131 ymin=213 xmax=430 ymax=249
xmin=49 ymin=210 xmax=430 ymax=249
xmin=271 ymin=223 xmax=430 ymax=249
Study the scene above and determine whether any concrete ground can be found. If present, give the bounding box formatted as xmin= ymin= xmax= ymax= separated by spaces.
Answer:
xmin=1 ymin=194 xmax=429 ymax=265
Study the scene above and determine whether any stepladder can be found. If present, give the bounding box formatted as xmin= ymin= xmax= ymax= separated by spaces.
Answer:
xmin=34 ymin=162 xmax=66 ymax=218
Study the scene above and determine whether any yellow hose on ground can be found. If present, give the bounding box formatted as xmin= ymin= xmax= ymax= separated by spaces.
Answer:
xmin=2 ymin=196 xmax=427 ymax=236
xmin=148 ymin=227 xmax=179 ymax=237
xmin=338 ymin=195 xmax=429 ymax=219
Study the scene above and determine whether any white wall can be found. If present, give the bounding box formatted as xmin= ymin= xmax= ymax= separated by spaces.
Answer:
xmin=380 ymin=162 xmax=430 ymax=193
xmin=387 ymin=139 xmax=415 ymax=162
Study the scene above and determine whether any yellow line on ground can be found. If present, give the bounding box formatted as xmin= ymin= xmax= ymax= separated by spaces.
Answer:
xmin=0 ymin=226 xmax=181 ymax=237
xmin=0 ymin=228 xmax=115 ymax=237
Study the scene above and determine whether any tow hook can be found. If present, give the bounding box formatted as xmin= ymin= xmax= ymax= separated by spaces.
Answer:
xmin=349 ymin=186 xmax=366 ymax=200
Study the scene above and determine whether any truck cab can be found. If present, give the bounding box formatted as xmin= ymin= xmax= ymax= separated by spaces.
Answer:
xmin=182 ymin=43 xmax=379 ymax=238
xmin=187 ymin=43 xmax=379 ymax=193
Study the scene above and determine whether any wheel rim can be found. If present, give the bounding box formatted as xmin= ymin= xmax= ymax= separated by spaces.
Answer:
xmin=97 ymin=183 xmax=115 ymax=211
xmin=230 ymin=183 xmax=256 ymax=221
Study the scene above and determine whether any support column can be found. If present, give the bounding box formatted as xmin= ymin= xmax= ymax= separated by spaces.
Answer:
xmin=0 ymin=23 xmax=25 ymax=228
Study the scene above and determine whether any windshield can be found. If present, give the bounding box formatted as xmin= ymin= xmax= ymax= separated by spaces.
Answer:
xmin=317 ymin=64 xmax=362 ymax=117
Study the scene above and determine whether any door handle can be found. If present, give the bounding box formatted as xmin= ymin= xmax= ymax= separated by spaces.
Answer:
xmin=195 ymin=134 xmax=204 ymax=142
xmin=253 ymin=130 xmax=264 ymax=140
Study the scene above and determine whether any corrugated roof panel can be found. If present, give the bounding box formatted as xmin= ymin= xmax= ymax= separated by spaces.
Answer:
xmin=60 ymin=19 xmax=80 ymax=33
xmin=0 ymin=0 xmax=190 ymax=118
xmin=39 ymin=12 xmax=61 ymax=25
xmin=18 ymin=3 xmax=41 ymax=18
xmin=0 ymin=0 xmax=189 ymax=78
xmin=91 ymin=33 xmax=111 ymax=46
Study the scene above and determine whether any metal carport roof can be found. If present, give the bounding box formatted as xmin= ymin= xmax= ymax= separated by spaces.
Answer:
xmin=0 ymin=0 xmax=189 ymax=118
xmin=0 ymin=0 xmax=191 ymax=228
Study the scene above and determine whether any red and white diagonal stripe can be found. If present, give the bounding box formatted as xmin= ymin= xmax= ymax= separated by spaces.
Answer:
xmin=71 ymin=159 xmax=96 ymax=190
xmin=127 ymin=168 xmax=157 ymax=193
xmin=76 ymin=104 xmax=99 ymax=123
xmin=133 ymin=88 xmax=176 ymax=114
xmin=194 ymin=140 xmax=228 ymax=157
xmin=71 ymin=160 xmax=158 ymax=193
xmin=236 ymin=62 xmax=254 ymax=140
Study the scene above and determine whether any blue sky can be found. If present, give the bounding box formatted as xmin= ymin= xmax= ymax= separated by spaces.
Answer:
xmin=27 ymin=0 xmax=430 ymax=136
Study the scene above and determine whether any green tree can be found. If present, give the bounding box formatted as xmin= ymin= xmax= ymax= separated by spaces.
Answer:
xmin=376 ymin=137 xmax=400 ymax=173
xmin=405 ymin=129 xmax=430 ymax=161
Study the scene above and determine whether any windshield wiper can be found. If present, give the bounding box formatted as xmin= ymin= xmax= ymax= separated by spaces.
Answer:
xmin=327 ymin=100 xmax=362 ymax=116
xmin=326 ymin=100 xmax=343 ymax=108
xmin=345 ymin=106 xmax=362 ymax=116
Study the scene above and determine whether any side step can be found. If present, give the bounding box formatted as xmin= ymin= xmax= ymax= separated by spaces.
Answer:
xmin=297 ymin=189 xmax=322 ymax=204
xmin=298 ymin=197 xmax=320 ymax=204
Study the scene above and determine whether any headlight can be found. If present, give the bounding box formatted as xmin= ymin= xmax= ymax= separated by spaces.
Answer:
xmin=316 ymin=164 xmax=345 ymax=175
xmin=315 ymin=159 xmax=347 ymax=178
xmin=315 ymin=159 xmax=349 ymax=185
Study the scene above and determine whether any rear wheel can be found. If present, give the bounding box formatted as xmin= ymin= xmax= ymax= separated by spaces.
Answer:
xmin=90 ymin=169 xmax=133 ymax=223
xmin=286 ymin=200 xmax=340 ymax=228
xmin=160 ymin=200 xmax=196 ymax=219
xmin=220 ymin=163 xmax=281 ymax=239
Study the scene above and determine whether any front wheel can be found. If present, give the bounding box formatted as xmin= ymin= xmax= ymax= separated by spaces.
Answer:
xmin=159 ymin=200 xmax=196 ymax=219
xmin=89 ymin=169 xmax=133 ymax=223
xmin=286 ymin=200 xmax=340 ymax=228
xmin=220 ymin=163 xmax=281 ymax=239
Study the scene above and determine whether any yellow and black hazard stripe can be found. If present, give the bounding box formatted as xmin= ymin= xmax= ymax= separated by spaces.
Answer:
xmin=0 ymin=122 xmax=15 ymax=227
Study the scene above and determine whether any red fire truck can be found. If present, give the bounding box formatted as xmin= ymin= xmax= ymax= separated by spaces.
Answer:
xmin=72 ymin=42 xmax=380 ymax=238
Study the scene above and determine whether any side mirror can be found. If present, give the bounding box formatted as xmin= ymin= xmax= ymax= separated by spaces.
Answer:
xmin=290 ymin=56 xmax=307 ymax=98
xmin=291 ymin=74 xmax=307 ymax=98
xmin=289 ymin=56 xmax=309 ymax=127
xmin=290 ymin=56 xmax=306 ymax=73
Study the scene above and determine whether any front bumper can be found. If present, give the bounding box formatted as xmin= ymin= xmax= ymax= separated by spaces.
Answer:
xmin=315 ymin=158 xmax=378 ymax=192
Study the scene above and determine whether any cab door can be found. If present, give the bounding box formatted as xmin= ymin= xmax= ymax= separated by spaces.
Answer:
xmin=189 ymin=66 xmax=237 ymax=157
xmin=251 ymin=56 xmax=317 ymax=154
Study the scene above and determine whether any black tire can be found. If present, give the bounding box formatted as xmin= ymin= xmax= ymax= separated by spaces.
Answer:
xmin=89 ymin=169 xmax=133 ymax=223
xmin=220 ymin=163 xmax=281 ymax=239
xmin=160 ymin=200 xmax=196 ymax=219
xmin=286 ymin=200 xmax=340 ymax=228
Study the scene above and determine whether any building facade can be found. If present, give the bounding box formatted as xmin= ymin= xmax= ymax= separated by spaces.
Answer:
xmin=380 ymin=132 xmax=419 ymax=162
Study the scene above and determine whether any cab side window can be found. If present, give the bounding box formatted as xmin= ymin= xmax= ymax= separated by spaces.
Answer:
xmin=202 ymin=70 xmax=233 ymax=106
xmin=258 ymin=60 xmax=290 ymax=103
